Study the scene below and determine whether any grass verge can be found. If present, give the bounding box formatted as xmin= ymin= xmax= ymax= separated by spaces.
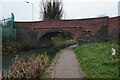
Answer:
xmin=42 ymin=72 xmax=53 ymax=78
xmin=73 ymin=42 xmax=118 ymax=78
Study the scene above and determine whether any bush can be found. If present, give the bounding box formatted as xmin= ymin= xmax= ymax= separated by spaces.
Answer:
xmin=2 ymin=42 xmax=29 ymax=54
xmin=2 ymin=53 xmax=51 ymax=79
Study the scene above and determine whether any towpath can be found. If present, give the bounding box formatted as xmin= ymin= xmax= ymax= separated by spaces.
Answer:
xmin=53 ymin=45 xmax=84 ymax=78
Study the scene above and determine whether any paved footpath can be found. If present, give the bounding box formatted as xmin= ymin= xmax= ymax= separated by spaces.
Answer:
xmin=54 ymin=45 xmax=84 ymax=78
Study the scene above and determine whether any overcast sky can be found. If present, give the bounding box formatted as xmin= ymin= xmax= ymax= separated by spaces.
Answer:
xmin=0 ymin=0 xmax=120 ymax=21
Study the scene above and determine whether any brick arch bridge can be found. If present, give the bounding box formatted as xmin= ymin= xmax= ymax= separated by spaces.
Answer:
xmin=14 ymin=16 xmax=119 ymax=48
xmin=37 ymin=30 xmax=75 ymax=47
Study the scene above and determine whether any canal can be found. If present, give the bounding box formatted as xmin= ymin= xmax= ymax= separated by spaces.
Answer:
xmin=2 ymin=44 xmax=73 ymax=70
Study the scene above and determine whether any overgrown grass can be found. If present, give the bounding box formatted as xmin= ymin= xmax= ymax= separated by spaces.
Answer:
xmin=2 ymin=41 xmax=29 ymax=54
xmin=2 ymin=53 xmax=51 ymax=79
xmin=47 ymin=43 xmax=75 ymax=58
xmin=42 ymin=72 xmax=53 ymax=78
xmin=73 ymin=42 xmax=118 ymax=78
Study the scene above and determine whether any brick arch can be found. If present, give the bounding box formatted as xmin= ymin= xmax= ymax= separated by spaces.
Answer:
xmin=36 ymin=30 xmax=76 ymax=47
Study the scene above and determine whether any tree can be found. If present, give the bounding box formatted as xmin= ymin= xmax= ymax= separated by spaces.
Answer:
xmin=40 ymin=0 xmax=63 ymax=21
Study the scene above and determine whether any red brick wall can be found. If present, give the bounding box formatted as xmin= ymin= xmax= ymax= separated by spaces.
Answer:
xmin=108 ymin=16 xmax=119 ymax=41
xmin=108 ymin=16 xmax=119 ymax=31
xmin=14 ymin=17 xmax=109 ymax=38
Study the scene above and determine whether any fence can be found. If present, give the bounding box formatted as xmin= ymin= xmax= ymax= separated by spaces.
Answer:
xmin=0 ymin=13 xmax=16 ymax=42
xmin=1 ymin=27 xmax=16 ymax=42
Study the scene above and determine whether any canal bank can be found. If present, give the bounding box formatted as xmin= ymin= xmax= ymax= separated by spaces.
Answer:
xmin=2 ymin=43 xmax=74 ymax=70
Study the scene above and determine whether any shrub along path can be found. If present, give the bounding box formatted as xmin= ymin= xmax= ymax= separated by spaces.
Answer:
xmin=53 ymin=45 xmax=84 ymax=78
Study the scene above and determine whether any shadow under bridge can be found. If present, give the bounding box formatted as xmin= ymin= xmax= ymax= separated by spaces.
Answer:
xmin=37 ymin=30 xmax=74 ymax=48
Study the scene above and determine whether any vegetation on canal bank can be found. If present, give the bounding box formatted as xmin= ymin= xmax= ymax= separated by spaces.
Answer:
xmin=2 ymin=42 xmax=75 ymax=79
xmin=2 ymin=40 xmax=74 ymax=54
xmin=2 ymin=53 xmax=51 ymax=78
xmin=73 ymin=42 xmax=118 ymax=78
xmin=2 ymin=41 xmax=29 ymax=54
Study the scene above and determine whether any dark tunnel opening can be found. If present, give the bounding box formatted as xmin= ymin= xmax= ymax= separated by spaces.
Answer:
xmin=37 ymin=30 xmax=75 ymax=48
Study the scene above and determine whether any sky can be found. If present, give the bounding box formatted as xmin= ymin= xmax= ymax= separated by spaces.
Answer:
xmin=0 ymin=0 xmax=120 ymax=21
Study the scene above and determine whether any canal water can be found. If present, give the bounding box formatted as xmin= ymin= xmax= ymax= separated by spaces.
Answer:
xmin=2 ymin=47 xmax=56 ymax=70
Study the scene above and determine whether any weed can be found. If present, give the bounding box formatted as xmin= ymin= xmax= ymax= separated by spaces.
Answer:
xmin=2 ymin=53 xmax=51 ymax=79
